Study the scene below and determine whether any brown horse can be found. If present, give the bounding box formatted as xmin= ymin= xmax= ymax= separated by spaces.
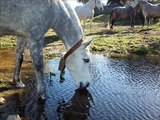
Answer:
xmin=132 ymin=0 xmax=160 ymax=27
xmin=109 ymin=5 xmax=136 ymax=29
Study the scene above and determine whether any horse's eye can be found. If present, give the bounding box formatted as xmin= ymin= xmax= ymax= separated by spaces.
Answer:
xmin=83 ymin=58 xmax=90 ymax=63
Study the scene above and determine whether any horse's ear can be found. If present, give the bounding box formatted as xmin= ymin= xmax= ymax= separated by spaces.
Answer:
xmin=81 ymin=37 xmax=93 ymax=48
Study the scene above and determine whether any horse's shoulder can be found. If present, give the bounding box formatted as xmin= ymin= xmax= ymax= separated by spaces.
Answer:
xmin=75 ymin=4 xmax=89 ymax=11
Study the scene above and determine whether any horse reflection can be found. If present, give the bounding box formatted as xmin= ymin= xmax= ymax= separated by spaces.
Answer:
xmin=0 ymin=93 xmax=22 ymax=120
xmin=23 ymin=81 xmax=93 ymax=120
xmin=24 ymin=94 xmax=46 ymax=120
xmin=57 ymin=89 xmax=93 ymax=120
xmin=20 ymin=80 xmax=46 ymax=120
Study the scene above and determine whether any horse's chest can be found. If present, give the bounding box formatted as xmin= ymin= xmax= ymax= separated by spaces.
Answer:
xmin=76 ymin=8 xmax=94 ymax=19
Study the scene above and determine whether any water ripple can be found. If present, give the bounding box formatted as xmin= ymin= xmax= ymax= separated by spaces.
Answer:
xmin=23 ymin=55 xmax=160 ymax=120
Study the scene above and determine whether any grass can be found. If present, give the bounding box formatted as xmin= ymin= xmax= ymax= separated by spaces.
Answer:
xmin=0 ymin=36 xmax=16 ymax=48
xmin=0 ymin=14 xmax=160 ymax=58
xmin=85 ymin=14 xmax=160 ymax=57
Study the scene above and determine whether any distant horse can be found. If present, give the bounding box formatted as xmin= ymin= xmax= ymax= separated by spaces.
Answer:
xmin=0 ymin=0 xmax=93 ymax=98
xmin=109 ymin=5 xmax=136 ymax=29
xmin=131 ymin=0 xmax=160 ymax=27
xmin=75 ymin=0 xmax=104 ymax=33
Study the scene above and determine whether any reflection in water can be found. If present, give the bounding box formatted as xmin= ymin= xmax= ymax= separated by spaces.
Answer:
xmin=0 ymin=93 xmax=22 ymax=120
xmin=90 ymin=55 xmax=160 ymax=120
xmin=1 ymin=51 xmax=160 ymax=120
xmin=24 ymin=93 xmax=46 ymax=120
xmin=21 ymin=80 xmax=93 ymax=120
xmin=21 ymin=80 xmax=46 ymax=120
xmin=57 ymin=89 xmax=93 ymax=120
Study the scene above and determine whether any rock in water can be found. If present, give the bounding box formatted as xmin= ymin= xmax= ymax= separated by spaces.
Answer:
xmin=6 ymin=115 xmax=21 ymax=120
xmin=0 ymin=97 xmax=5 ymax=105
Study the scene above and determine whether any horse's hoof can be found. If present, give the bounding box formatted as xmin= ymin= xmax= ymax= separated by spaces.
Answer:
xmin=16 ymin=81 xmax=25 ymax=88
xmin=0 ymin=97 xmax=5 ymax=105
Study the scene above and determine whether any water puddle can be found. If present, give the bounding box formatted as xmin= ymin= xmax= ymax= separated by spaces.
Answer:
xmin=1 ymin=49 xmax=160 ymax=120
xmin=43 ymin=55 xmax=160 ymax=120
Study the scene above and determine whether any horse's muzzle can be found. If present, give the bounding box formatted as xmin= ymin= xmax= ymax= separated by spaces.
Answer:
xmin=79 ymin=82 xmax=90 ymax=90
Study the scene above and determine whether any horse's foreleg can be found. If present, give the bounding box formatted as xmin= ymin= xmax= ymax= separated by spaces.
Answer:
xmin=142 ymin=11 xmax=147 ymax=27
xmin=110 ymin=19 xmax=115 ymax=30
xmin=28 ymin=35 xmax=45 ymax=98
xmin=13 ymin=36 xmax=27 ymax=88
xmin=131 ymin=17 xmax=134 ymax=28
xmin=142 ymin=18 xmax=145 ymax=28
xmin=146 ymin=16 xmax=150 ymax=28
xmin=90 ymin=16 xmax=94 ymax=33
xmin=82 ymin=19 xmax=87 ymax=36
xmin=83 ymin=19 xmax=86 ymax=33
xmin=141 ymin=15 xmax=145 ymax=28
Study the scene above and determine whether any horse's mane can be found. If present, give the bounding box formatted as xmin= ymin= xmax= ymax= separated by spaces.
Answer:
xmin=140 ymin=0 xmax=160 ymax=6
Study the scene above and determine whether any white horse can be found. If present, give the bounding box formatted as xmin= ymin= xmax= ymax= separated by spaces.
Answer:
xmin=75 ymin=0 xmax=104 ymax=33
xmin=0 ymin=0 xmax=93 ymax=98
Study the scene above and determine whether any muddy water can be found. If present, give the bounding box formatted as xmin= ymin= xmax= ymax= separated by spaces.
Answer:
xmin=1 ymin=49 xmax=160 ymax=120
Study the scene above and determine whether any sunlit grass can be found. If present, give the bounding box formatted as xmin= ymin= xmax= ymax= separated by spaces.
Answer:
xmin=0 ymin=14 xmax=160 ymax=58
xmin=0 ymin=36 xmax=16 ymax=48
xmin=82 ymin=14 xmax=160 ymax=57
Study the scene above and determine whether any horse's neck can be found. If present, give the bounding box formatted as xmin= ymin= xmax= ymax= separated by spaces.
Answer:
xmin=85 ymin=0 xmax=96 ymax=10
xmin=130 ymin=3 xmax=136 ymax=9
xmin=53 ymin=1 xmax=83 ymax=50
xmin=140 ymin=1 xmax=149 ymax=8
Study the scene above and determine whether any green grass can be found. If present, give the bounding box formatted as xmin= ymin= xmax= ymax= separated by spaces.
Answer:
xmin=0 ymin=14 xmax=160 ymax=58
xmin=0 ymin=36 xmax=16 ymax=48
xmin=84 ymin=14 xmax=160 ymax=57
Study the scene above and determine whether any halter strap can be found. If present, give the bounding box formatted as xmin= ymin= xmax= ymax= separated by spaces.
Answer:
xmin=58 ymin=38 xmax=83 ymax=72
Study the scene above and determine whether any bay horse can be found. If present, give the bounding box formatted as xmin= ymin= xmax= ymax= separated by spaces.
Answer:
xmin=75 ymin=0 xmax=104 ymax=33
xmin=131 ymin=0 xmax=160 ymax=27
xmin=0 ymin=0 xmax=93 ymax=98
xmin=109 ymin=5 xmax=136 ymax=29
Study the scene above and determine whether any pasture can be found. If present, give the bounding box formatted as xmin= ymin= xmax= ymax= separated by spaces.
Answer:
xmin=1 ymin=14 xmax=160 ymax=58
xmin=88 ymin=14 xmax=160 ymax=57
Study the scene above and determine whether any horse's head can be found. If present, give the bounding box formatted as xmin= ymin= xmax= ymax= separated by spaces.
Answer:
xmin=95 ymin=0 xmax=104 ymax=11
xmin=130 ymin=0 xmax=140 ymax=9
xmin=65 ymin=37 xmax=93 ymax=89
